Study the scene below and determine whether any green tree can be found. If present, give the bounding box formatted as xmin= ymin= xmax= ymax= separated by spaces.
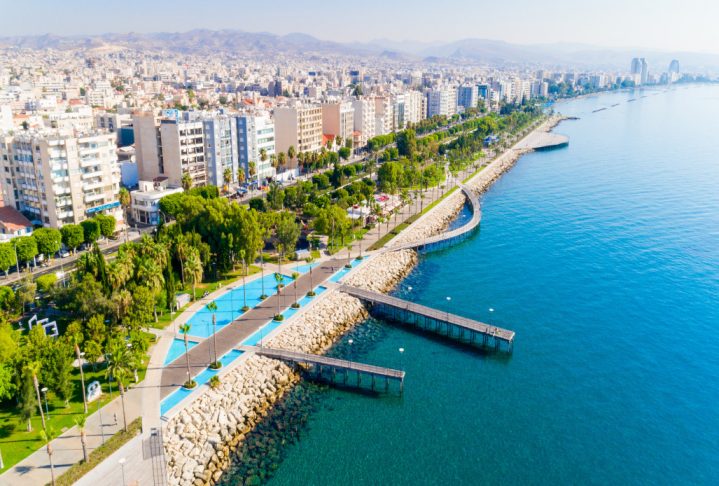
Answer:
xmin=396 ymin=129 xmax=417 ymax=158
xmin=61 ymin=224 xmax=84 ymax=253
xmin=378 ymin=161 xmax=403 ymax=194
xmin=223 ymin=167 xmax=233 ymax=190
xmin=32 ymin=228 xmax=62 ymax=260
xmin=14 ymin=236 xmax=38 ymax=268
xmin=15 ymin=274 xmax=37 ymax=313
xmin=80 ymin=219 xmax=101 ymax=244
xmin=185 ymin=249 xmax=203 ymax=300
xmin=0 ymin=242 xmax=17 ymax=276
xmin=0 ymin=285 xmax=15 ymax=311
xmin=119 ymin=187 xmax=131 ymax=227
xmin=338 ymin=146 xmax=351 ymax=160
xmin=124 ymin=285 xmax=155 ymax=331
xmin=95 ymin=214 xmax=116 ymax=238
xmin=275 ymin=212 xmax=300 ymax=262
xmin=181 ymin=172 xmax=193 ymax=191
xmin=105 ymin=338 xmax=134 ymax=431
xmin=36 ymin=274 xmax=57 ymax=294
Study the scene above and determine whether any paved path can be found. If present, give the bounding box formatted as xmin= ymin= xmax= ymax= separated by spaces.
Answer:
xmin=159 ymin=258 xmax=346 ymax=399
xmin=0 ymin=385 xmax=142 ymax=486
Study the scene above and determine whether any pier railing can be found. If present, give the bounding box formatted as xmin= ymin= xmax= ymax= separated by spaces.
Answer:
xmin=389 ymin=183 xmax=481 ymax=253
xmin=339 ymin=284 xmax=515 ymax=352
xmin=246 ymin=346 xmax=405 ymax=394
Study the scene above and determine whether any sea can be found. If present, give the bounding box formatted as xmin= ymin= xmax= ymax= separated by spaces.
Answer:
xmin=220 ymin=85 xmax=719 ymax=485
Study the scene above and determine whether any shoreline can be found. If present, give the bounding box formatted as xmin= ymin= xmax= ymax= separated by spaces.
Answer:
xmin=162 ymin=114 xmax=564 ymax=485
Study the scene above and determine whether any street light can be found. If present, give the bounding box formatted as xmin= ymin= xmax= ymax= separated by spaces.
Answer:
xmin=399 ymin=347 xmax=405 ymax=370
xmin=446 ymin=296 xmax=451 ymax=322
xmin=118 ymin=457 xmax=127 ymax=485
xmin=347 ymin=339 xmax=353 ymax=368
xmin=41 ymin=387 xmax=49 ymax=418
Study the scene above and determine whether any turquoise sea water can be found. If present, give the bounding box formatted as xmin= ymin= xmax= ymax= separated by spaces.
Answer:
xmin=228 ymin=86 xmax=719 ymax=485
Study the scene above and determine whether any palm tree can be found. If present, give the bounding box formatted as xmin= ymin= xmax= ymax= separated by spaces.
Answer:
xmin=179 ymin=324 xmax=194 ymax=388
xmin=306 ymin=257 xmax=316 ymax=297
xmin=105 ymin=342 xmax=133 ymax=432
xmin=40 ymin=427 xmax=56 ymax=485
xmin=118 ymin=187 xmax=131 ymax=237
xmin=74 ymin=415 xmax=89 ymax=462
xmin=291 ymin=272 xmax=300 ymax=308
xmin=136 ymin=258 xmax=164 ymax=321
xmin=276 ymin=152 xmax=286 ymax=173
xmin=181 ymin=172 xmax=193 ymax=191
xmin=274 ymin=273 xmax=284 ymax=320
xmin=287 ymin=145 xmax=296 ymax=165
xmin=240 ymin=254 xmax=249 ymax=312
xmin=206 ymin=302 xmax=220 ymax=368
xmin=259 ymin=147 xmax=268 ymax=167
xmin=222 ymin=167 xmax=233 ymax=192
xmin=72 ymin=341 xmax=88 ymax=414
xmin=27 ymin=362 xmax=46 ymax=430
xmin=249 ymin=161 xmax=257 ymax=185
xmin=185 ymin=249 xmax=203 ymax=300
xmin=237 ymin=168 xmax=246 ymax=187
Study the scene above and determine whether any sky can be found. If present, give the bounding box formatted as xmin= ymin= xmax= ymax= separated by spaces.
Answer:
xmin=2 ymin=0 xmax=719 ymax=53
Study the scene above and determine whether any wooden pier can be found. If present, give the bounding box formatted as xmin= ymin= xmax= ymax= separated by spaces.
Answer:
xmin=339 ymin=285 xmax=515 ymax=352
xmin=245 ymin=346 xmax=405 ymax=394
xmin=391 ymin=184 xmax=481 ymax=253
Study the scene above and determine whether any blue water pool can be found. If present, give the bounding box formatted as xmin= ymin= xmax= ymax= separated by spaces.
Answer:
xmin=240 ymin=285 xmax=328 ymax=347
xmin=160 ymin=349 xmax=244 ymax=416
xmin=164 ymin=338 xmax=199 ymax=365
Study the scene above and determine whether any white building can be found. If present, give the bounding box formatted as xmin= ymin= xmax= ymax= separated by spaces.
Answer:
xmin=236 ymin=113 xmax=276 ymax=183
xmin=321 ymin=101 xmax=355 ymax=144
xmin=393 ymin=91 xmax=424 ymax=129
xmin=0 ymin=130 xmax=122 ymax=227
xmin=203 ymin=115 xmax=238 ymax=187
xmin=351 ymin=98 xmax=375 ymax=146
xmin=427 ymin=87 xmax=457 ymax=117
xmin=130 ymin=178 xmax=183 ymax=226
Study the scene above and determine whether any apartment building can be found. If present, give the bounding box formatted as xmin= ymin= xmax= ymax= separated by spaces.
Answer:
xmin=351 ymin=98 xmax=375 ymax=146
xmin=373 ymin=96 xmax=394 ymax=135
xmin=457 ymin=85 xmax=479 ymax=111
xmin=130 ymin=178 xmax=183 ymax=225
xmin=0 ymin=130 xmax=121 ymax=227
xmin=236 ymin=113 xmax=276 ymax=183
xmin=393 ymin=91 xmax=424 ymax=129
xmin=133 ymin=111 xmax=207 ymax=188
xmin=273 ymin=103 xmax=322 ymax=154
xmin=321 ymin=101 xmax=354 ymax=143
xmin=203 ymin=115 xmax=238 ymax=187
xmin=427 ymin=87 xmax=457 ymax=117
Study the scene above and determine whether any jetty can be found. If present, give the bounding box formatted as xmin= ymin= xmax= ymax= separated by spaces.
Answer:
xmin=246 ymin=346 xmax=405 ymax=394
xmin=390 ymin=183 xmax=481 ymax=252
xmin=514 ymin=130 xmax=569 ymax=150
xmin=339 ymin=285 xmax=515 ymax=352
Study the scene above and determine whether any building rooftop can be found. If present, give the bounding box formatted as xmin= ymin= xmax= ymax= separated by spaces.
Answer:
xmin=0 ymin=206 xmax=32 ymax=231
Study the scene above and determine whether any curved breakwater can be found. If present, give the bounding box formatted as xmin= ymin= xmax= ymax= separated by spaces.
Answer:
xmin=163 ymin=116 xmax=561 ymax=485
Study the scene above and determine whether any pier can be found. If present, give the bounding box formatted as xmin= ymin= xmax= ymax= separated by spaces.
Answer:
xmin=391 ymin=183 xmax=482 ymax=253
xmin=246 ymin=346 xmax=405 ymax=394
xmin=513 ymin=130 xmax=569 ymax=150
xmin=339 ymin=285 xmax=515 ymax=352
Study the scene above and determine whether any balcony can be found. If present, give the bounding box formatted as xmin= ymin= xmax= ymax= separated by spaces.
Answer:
xmin=84 ymin=193 xmax=105 ymax=204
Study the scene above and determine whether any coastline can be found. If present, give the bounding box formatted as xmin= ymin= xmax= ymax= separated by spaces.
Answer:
xmin=162 ymin=114 xmax=565 ymax=485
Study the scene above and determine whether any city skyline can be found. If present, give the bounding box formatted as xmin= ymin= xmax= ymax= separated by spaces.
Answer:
xmin=2 ymin=0 xmax=719 ymax=55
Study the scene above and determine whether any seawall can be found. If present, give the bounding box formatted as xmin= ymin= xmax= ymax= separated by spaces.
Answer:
xmin=162 ymin=115 xmax=559 ymax=485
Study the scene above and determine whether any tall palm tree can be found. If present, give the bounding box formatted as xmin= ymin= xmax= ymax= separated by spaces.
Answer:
xmin=105 ymin=342 xmax=133 ymax=432
xmin=179 ymin=324 xmax=194 ymax=388
xmin=185 ymin=249 xmax=203 ymax=301
xmin=40 ymin=427 xmax=56 ymax=485
xmin=72 ymin=340 xmax=88 ymax=414
xmin=118 ymin=187 xmax=131 ymax=237
xmin=305 ymin=255 xmax=317 ymax=295
xmin=240 ymin=254 xmax=249 ymax=312
xmin=136 ymin=258 xmax=164 ymax=321
xmin=291 ymin=272 xmax=300 ymax=308
xmin=276 ymin=152 xmax=286 ymax=173
xmin=259 ymin=147 xmax=268 ymax=167
xmin=274 ymin=273 xmax=284 ymax=319
xmin=222 ymin=167 xmax=233 ymax=192
xmin=206 ymin=301 xmax=220 ymax=368
xmin=287 ymin=145 xmax=296 ymax=165
xmin=181 ymin=172 xmax=193 ymax=191
xmin=74 ymin=415 xmax=89 ymax=462
xmin=237 ymin=168 xmax=246 ymax=187
xmin=27 ymin=362 xmax=46 ymax=430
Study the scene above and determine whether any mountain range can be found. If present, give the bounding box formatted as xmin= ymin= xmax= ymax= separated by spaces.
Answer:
xmin=2 ymin=29 xmax=719 ymax=71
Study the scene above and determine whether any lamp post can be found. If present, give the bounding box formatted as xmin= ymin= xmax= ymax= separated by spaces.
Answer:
xmin=41 ymin=387 xmax=49 ymax=418
xmin=347 ymin=339 xmax=353 ymax=368
xmin=118 ymin=457 xmax=126 ymax=486
xmin=97 ymin=397 xmax=105 ymax=444
xmin=399 ymin=347 xmax=405 ymax=370
xmin=446 ymin=296 xmax=451 ymax=322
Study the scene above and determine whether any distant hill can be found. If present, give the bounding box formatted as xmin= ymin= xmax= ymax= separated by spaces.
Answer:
xmin=1 ymin=29 xmax=718 ymax=71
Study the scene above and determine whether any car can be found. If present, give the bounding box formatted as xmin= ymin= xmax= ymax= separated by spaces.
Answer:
xmin=59 ymin=250 xmax=70 ymax=258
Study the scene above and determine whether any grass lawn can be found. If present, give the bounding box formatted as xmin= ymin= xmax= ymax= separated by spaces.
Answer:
xmin=56 ymin=417 xmax=142 ymax=486
xmin=0 ymin=359 xmax=148 ymax=473
xmin=326 ymin=228 xmax=368 ymax=255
